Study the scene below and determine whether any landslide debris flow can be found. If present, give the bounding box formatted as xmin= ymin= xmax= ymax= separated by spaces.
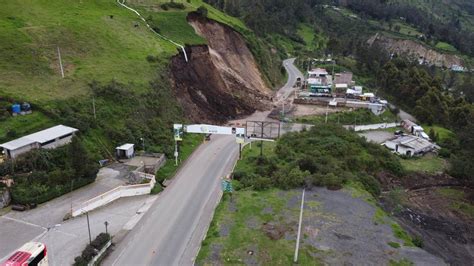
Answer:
xmin=170 ymin=12 xmax=271 ymax=123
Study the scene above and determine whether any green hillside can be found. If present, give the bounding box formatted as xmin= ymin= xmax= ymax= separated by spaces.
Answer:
xmin=0 ymin=0 xmax=263 ymax=149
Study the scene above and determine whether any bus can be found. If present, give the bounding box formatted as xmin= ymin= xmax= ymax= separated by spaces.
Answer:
xmin=1 ymin=242 xmax=48 ymax=266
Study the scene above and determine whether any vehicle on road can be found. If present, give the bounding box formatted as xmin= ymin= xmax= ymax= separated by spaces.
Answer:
xmin=205 ymin=134 xmax=212 ymax=141
xmin=1 ymin=242 xmax=48 ymax=266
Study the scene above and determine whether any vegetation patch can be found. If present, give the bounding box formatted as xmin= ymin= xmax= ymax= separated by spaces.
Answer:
xmin=399 ymin=155 xmax=447 ymax=174
xmin=155 ymin=134 xmax=202 ymax=183
xmin=196 ymin=190 xmax=321 ymax=265
xmin=73 ymin=233 xmax=111 ymax=266
xmin=388 ymin=241 xmax=401 ymax=248
xmin=435 ymin=41 xmax=457 ymax=52
xmin=391 ymin=223 xmax=415 ymax=247
xmin=296 ymin=108 xmax=397 ymax=125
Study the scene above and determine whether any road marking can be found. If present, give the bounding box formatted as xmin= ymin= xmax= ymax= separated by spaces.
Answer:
xmin=1 ymin=216 xmax=46 ymax=230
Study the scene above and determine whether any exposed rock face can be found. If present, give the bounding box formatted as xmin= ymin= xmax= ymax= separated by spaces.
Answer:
xmin=170 ymin=13 xmax=271 ymax=123
xmin=368 ymin=33 xmax=463 ymax=68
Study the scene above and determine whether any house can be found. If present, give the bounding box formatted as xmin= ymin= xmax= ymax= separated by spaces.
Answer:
xmin=384 ymin=135 xmax=438 ymax=156
xmin=307 ymin=68 xmax=332 ymax=94
xmin=116 ymin=143 xmax=135 ymax=159
xmin=0 ymin=125 xmax=78 ymax=159
xmin=334 ymin=72 xmax=353 ymax=86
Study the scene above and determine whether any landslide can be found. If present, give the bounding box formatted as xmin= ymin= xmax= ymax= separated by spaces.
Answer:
xmin=170 ymin=12 xmax=271 ymax=123
xmin=378 ymin=172 xmax=474 ymax=265
xmin=368 ymin=33 xmax=463 ymax=68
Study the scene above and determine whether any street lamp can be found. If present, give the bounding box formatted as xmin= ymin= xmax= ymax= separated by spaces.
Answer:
xmin=140 ymin=137 xmax=145 ymax=154
xmin=104 ymin=221 xmax=109 ymax=235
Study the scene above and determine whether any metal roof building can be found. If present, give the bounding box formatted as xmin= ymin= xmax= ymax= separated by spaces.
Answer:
xmin=0 ymin=125 xmax=78 ymax=159
xmin=384 ymin=135 xmax=438 ymax=157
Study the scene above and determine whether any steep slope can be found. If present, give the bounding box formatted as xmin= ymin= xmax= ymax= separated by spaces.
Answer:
xmin=170 ymin=12 xmax=271 ymax=123
xmin=368 ymin=33 xmax=463 ymax=68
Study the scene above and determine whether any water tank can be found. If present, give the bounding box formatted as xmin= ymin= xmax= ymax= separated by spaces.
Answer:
xmin=11 ymin=104 xmax=21 ymax=114
xmin=21 ymin=102 xmax=31 ymax=111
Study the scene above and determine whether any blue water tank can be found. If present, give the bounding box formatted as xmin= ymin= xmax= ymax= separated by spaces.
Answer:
xmin=11 ymin=104 xmax=21 ymax=114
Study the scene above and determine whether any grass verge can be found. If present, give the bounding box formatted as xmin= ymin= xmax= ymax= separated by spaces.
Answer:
xmin=399 ymin=155 xmax=447 ymax=174
xmin=156 ymin=134 xmax=202 ymax=182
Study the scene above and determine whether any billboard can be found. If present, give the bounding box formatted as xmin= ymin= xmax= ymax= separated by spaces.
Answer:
xmin=184 ymin=124 xmax=245 ymax=136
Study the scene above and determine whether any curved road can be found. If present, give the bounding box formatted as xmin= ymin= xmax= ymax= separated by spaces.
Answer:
xmin=104 ymin=59 xmax=301 ymax=266
xmin=277 ymin=58 xmax=304 ymax=102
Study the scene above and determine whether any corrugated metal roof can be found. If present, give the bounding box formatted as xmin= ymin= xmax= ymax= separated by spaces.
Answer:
xmin=116 ymin=143 xmax=134 ymax=150
xmin=0 ymin=125 xmax=78 ymax=150
xmin=390 ymin=135 xmax=434 ymax=151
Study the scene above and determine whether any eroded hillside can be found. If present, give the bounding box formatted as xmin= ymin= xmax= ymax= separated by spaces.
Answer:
xmin=368 ymin=33 xmax=463 ymax=68
xmin=170 ymin=12 xmax=271 ymax=123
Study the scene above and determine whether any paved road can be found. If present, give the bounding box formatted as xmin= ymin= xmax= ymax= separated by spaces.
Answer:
xmin=104 ymin=59 xmax=301 ymax=266
xmin=104 ymin=135 xmax=238 ymax=266
xmin=277 ymin=58 xmax=303 ymax=102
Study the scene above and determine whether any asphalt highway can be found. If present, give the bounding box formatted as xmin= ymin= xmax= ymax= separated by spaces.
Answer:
xmin=104 ymin=59 xmax=302 ymax=266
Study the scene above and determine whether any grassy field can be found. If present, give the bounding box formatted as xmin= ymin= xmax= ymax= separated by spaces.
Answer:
xmin=0 ymin=0 xmax=180 ymax=102
xmin=437 ymin=188 xmax=474 ymax=219
xmin=400 ymin=154 xmax=447 ymax=174
xmin=0 ymin=112 xmax=54 ymax=143
xmin=296 ymin=108 xmax=398 ymax=125
xmin=435 ymin=41 xmax=458 ymax=52
xmin=422 ymin=124 xmax=455 ymax=142
xmin=155 ymin=134 xmax=202 ymax=182
xmin=196 ymin=189 xmax=321 ymax=265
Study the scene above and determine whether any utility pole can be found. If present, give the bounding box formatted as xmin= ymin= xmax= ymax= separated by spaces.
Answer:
xmin=325 ymin=104 xmax=329 ymax=124
xmin=92 ymin=96 xmax=96 ymax=120
xmin=57 ymin=46 xmax=64 ymax=78
xmin=174 ymin=140 xmax=178 ymax=166
xmin=86 ymin=212 xmax=92 ymax=244
xmin=140 ymin=137 xmax=145 ymax=153
xmin=294 ymin=189 xmax=305 ymax=263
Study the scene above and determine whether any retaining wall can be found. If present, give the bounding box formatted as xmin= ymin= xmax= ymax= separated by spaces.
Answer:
xmin=72 ymin=174 xmax=156 ymax=217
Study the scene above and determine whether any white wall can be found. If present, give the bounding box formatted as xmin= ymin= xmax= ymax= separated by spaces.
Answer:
xmin=71 ymin=174 xmax=156 ymax=217
xmin=345 ymin=122 xmax=399 ymax=132
xmin=42 ymin=135 xmax=74 ymax=149
xmin=9 ymin=143 xmax=40 ymax=159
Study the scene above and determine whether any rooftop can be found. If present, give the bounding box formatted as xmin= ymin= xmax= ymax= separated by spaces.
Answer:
xmin=117 ymin=143 xmax=134 ymax=150
xmin=388 ymin=135 xmax=434 ymax=151
xmin=0 ymin=125 xmax=78 ymax=150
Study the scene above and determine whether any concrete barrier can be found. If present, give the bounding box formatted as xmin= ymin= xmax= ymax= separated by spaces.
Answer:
xmin=72 ymin=174 xmax=156 ymax=217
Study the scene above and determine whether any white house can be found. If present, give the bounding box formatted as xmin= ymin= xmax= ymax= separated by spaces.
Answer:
xmin=0 ymin=125 xmax=78 ymax=159
xmin=384 ymin=135 xmax=438 ymax=157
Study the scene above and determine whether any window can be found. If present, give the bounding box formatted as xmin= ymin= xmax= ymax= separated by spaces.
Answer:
xmin=59 ymin=133 xmax=73 ymax=140
xmin=28 ymin=250 xmax=45 ymax=266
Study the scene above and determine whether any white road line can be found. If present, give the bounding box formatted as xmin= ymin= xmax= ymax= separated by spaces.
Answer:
xmin=1 ymin=216 xmax=46 ymax=230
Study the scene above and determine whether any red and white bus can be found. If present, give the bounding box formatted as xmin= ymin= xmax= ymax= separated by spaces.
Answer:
xmin=1 ymin=242 xmax=48 ymax=266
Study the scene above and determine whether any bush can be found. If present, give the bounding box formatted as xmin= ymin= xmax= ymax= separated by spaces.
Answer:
xmin=412 ymin=235 xmax=424 ymax=248
xmin=196 ymin=6 xmax=208 ymax=17
xmin=150 ymin=183 xmax=163 ymax=195
xmin=161 ymin=2 xmax=185 ymax=10
xmin=73 ymin=233 xmax=110 ymax=266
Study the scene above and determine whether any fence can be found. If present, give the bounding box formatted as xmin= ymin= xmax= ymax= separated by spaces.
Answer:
xmin=71 ymin=174 xmax=156 ymax=217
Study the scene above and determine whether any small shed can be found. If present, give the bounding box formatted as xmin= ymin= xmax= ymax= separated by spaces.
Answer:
xmin=116 ymin=143 xmax=135 ymax=159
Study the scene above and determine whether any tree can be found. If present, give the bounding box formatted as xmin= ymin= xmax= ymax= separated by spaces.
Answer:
xmin=197 ymin=6 xmax=208 ymax=17
xmin=70 ymin=136 xmax=88 ymax=179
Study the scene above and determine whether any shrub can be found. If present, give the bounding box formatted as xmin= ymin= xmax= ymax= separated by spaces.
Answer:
xmin=388 ymin=241 xmax=401 ymax=248
xmin=197 ymin=6 xmax=208 ymax=17
xmin=161 ymin=2 xmax=185 ymax=10
xmin=150 ymin=183 xmax=163 ymax=195
xmin=73 ymin=233 xmax=110 ymax=266
xmin=412 ymin=235 xmax=424 ymax=247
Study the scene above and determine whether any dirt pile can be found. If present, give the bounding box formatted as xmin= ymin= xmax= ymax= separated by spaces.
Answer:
xmin=368 ymin=33 xmax=463 ymax=68
xmin=170 ymin=13 xmax=271 ymax=123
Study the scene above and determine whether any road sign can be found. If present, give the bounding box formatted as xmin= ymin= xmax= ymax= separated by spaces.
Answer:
xmin=221 ymin=179 xmax=233 ymax=192
xmin=173 ymin=124 xmax=183 ymax=141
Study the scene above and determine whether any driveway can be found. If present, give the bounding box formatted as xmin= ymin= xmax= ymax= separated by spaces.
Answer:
xmin=359 ymin=130 xmax=395 ymax=144
xmin=0 ymin=163 xmax=148 ymax=265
